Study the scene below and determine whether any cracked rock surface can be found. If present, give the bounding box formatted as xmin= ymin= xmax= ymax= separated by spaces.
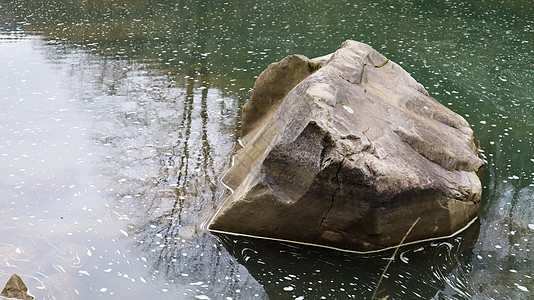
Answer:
xmin=209 ymin=40 xmax=484 ymax=252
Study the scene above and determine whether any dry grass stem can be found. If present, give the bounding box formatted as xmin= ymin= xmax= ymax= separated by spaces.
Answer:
xmin=371 ymin=217 xmax=421 ymax=300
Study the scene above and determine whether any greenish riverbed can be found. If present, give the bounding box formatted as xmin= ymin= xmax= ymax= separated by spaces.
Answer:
xmin=0 ymin=0 xmax=533 ymax=299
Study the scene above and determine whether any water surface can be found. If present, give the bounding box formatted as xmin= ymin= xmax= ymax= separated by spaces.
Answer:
xmin=1 ymin=0 xmax=533 ymax=299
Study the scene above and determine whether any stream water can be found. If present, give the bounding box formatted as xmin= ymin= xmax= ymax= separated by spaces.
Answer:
xmin=0 ymin=0 xmax=533 ymax=299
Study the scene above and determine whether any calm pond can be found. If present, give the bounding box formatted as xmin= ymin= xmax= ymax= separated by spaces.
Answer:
xmin=0 ymin=0 xmax=533 ymax=299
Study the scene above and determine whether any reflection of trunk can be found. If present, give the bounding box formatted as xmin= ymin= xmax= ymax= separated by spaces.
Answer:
xmin=176 ymin=75 xmax=194 ymax=196
xmin=146 ymin=30 xmax=224 ymax=271
xmin=138 ymin=0 xmax=243 ymax=270
xmin=138 ymin=1 xmax=223 ymax=272
xmin=199 ymin=80 xmax=216 ymax=196
xmin=157 ymin=76 xmax=195 ymax=256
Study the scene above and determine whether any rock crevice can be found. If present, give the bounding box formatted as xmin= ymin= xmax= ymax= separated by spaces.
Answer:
xmin=316 ymin=157 xmax=345 ymax=236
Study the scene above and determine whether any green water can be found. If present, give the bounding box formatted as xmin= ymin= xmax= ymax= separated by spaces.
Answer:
xmin=0 ymin=0 xmax=533 ymax=299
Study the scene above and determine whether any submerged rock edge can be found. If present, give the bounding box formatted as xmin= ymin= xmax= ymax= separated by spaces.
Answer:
xmin=209 ymin=216 xmax=479 ymax=254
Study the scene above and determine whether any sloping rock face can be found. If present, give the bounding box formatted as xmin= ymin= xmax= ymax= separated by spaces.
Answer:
xmin=209 ymin=40 xmax=484 ymax=252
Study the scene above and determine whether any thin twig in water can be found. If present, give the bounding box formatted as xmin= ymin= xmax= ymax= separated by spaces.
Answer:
xmin=371 ymin=217 xmax=421 ymax=300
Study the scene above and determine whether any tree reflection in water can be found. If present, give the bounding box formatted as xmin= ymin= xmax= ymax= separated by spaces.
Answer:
xmin=46 ymin=36 xmax=264 ymax=296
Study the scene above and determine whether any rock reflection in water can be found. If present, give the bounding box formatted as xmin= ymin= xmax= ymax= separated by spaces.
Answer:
xmin=215 ymin=221 xmax=479 ymax=299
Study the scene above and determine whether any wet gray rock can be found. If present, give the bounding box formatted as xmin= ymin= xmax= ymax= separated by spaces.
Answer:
xmin=1 ymin=274 xmax=34 ymax=300
xmin=209 ymin=40 xmax=484 ymax=252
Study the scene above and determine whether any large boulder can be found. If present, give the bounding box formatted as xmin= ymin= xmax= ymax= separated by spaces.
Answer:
xmin=209 ymin=40 xmax=484 ymax=252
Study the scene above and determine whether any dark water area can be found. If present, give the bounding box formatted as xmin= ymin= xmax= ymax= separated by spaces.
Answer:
xmin=0 ymin=0 xmax=533 ymax=299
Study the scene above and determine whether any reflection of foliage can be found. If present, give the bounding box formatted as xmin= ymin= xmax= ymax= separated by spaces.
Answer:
xmin=3 ymin=0 xmax=290 ymax=87
xmin=4 ymin=0 xmax=533 ymax=105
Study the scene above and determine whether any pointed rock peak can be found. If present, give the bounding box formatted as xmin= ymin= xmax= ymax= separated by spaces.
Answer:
xmin=1 ymin=274 xmax=34 ymax=300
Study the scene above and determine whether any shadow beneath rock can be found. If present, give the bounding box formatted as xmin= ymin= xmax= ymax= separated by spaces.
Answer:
xmin=213 ymin=219 xmax=480 ymax=300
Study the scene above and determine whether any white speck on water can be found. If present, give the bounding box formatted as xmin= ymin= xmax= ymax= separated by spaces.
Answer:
xmin=343 ymin=105 xmax=354 ymax=114
xmin=477 ymin=255 xmax=483 ymax=260
xmin=495 ymin=245 xmax=502 ymax=249
xmin=103 ymin=268 xmax=112 ymax=272
xmin=190 ymin=281 xmax=204 ymax=286
xmin=78 ymin=270 xmax=90 ymax=276
xmin=120 ymin=230 xmax=128 ymax=237
xmin=515 ymin=284 xmax=529 ymax=292
xmin=528 ymin=224 xmax=534 ymax=230
xmin=99 ymin=288 xmax=108 ymax=292
xmin=53 ymin=264 xmax=66 ymax=273
xmin=87 ymin=249 xmax=92 ymax=256
xmin=283 ymin=286 xmax=294 ymax=291
xmin=140 ymin=277 xmax=147 ymax=283
xmin=510 ymin=270 xmax=518 ymax=273
xmin=195 ymin=296 xmax=210 ymax=300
